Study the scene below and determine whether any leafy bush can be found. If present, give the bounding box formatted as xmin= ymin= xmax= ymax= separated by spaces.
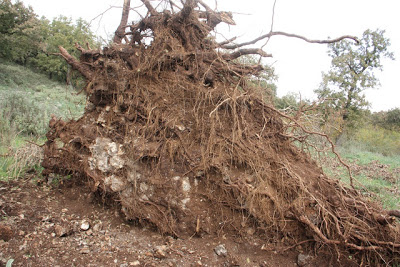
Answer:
xmin=1 ymin=0 xmax=99 ymax=84
xmin=340 ymin=125 xmax=400 ymax=156
xmin=372 ymin=108 xmax=400 ymax=131
xmin=386 ymin=108 xmax=400 ymax=129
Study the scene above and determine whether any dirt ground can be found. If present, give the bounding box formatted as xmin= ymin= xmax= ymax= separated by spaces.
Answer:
xmin=0 ymin=177 xmax=355 ymax=267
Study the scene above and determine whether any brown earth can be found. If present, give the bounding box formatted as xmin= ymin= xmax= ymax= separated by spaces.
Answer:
xmin=0 ymin=177 xmax=356 ymax=267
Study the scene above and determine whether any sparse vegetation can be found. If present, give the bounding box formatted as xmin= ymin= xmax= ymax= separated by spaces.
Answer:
xmin=320 ymin=144 xmax=400 ymax=210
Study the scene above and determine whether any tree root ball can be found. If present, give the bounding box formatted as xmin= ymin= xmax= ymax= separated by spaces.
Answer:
xmin=41 ymin=1 xmax=400 ymax=265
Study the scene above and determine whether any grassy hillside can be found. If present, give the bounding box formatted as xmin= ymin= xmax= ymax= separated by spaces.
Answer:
xmin=0 ymin=60 xmax=85 ymax=179
xmin=0 ymin=59 xmax=85 ymax=126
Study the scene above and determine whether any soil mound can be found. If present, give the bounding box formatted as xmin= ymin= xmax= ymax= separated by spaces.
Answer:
xmin=41 ymin=1 xmax=400 ymax=264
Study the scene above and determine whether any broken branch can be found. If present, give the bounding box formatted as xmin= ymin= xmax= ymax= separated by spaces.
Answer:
xmin=58 ymin=46 xmax=92 ymax=80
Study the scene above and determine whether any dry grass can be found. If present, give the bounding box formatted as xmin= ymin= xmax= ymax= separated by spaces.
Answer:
xmin=8 ymin=143 xmax=43 ymax=179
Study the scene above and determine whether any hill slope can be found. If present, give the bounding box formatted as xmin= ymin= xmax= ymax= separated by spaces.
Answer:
xmin=0 ymin=60 xmax=85 ymax=136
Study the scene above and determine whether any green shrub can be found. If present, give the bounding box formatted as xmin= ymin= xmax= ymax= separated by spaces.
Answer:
xmin=0 ymin=92 xmax=49 ymax=136
xmin=351 ymin=125 xmax=400 ymax=156
xmin=336 ymin=124 xmax=400 ymax=156
xmin=372 ymin=108 xmax=400 ymax=131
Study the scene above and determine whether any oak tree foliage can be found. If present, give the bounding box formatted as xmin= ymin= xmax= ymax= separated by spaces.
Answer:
xmin=0 ymin=0 xmax=42 ymax=64
xmin=315 ymin=29 xmax=394 ymax=128
xmin=32 ymin=16 xmax=98 ymax=82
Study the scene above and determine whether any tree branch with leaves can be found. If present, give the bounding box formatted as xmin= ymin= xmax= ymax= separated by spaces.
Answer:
xmin=315 ymin=29 xmax=394 ymax=137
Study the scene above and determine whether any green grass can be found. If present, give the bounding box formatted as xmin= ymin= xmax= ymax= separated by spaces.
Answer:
xmin=0 ymin=135 xmax=45 ymax=181
xmin=339 ymin=148 xmax=400 ymax=169
xmin=0 ymin=158 xmax=12 ymax=180
xmin=322 ymin=145 xmax=400 ymax=210
xmin=0 ymin=60 xmax=85 ymax=180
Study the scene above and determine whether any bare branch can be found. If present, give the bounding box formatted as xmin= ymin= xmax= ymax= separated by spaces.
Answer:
xmin=223 ymin=48 xmax=272 ymax=60
xmin=168 ymin=0 xmax=176 ymax=12
xmin=260 ymin=0 xmax=277 ymax=51
xmin=196 ymin=0 xmax=213 ymax=12
xmin=195 ymin=0 xmax=235 ymax=27
xmin=141 ymin=0 xmax=158 ymax=16
xmin=223 ymin=31 xmax=359 ymax=50
xmin=88 ymin=5 xmax=117 ymax=27
xmin=218 ymin=37 xmax=237 ymax=47
xmin=74 ymin=43 xmax=100 ymax=56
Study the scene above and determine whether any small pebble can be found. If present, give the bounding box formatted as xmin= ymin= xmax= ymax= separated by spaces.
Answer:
xmin=214 ymin=244 xmax=227 ymax=257
xmin=80 ymin=220 xmax=90 ymax=231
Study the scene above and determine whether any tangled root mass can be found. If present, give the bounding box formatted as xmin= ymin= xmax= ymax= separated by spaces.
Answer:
xmin=42 ymin=1 xmax=400 ymax=264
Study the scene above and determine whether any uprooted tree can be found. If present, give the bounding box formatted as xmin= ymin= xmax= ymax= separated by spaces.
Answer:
xmin=41 ymin=0 xmax=400 ymax=264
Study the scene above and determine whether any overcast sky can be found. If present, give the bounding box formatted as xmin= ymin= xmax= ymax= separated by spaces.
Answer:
xmin=21 ymin=0 xmax=400 ymax=112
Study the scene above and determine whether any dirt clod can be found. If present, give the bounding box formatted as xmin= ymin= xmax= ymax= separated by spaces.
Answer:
xmin=54 ymin=225 xmax=71 ymax=237
xmin=0 ymin=225 xmax=13 ymax=242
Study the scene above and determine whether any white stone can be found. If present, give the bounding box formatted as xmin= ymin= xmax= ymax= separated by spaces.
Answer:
xmin=97 ymin=157 xmax=109 ymax=173
xmin=80 ymin=220 xmax=90 ymax=231
xmin=105 ymin=175 xmax=126 ymax=192
xmin=181 ymin=198 xmax=190 ymax=209
xmin=214 ymin=244 xmax=227 ymax=257
xmin=108 ymin=142 xmax=118 ymax=154
xmin=175 ymin=124 xmax=186 ymax=131
xmin=110 ymin=156 xmax=125 ymax=169
xmin=182 ymin=177 xmax=191 ymax=192
xmin=89 ymin=138 xmax=125 ymax=172
xmin=139 ymin=182 xmax=149 ymax=192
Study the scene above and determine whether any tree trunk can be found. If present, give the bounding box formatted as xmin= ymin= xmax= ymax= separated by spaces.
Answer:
xmin=113 ymin=0 xmax=131 ymax=44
